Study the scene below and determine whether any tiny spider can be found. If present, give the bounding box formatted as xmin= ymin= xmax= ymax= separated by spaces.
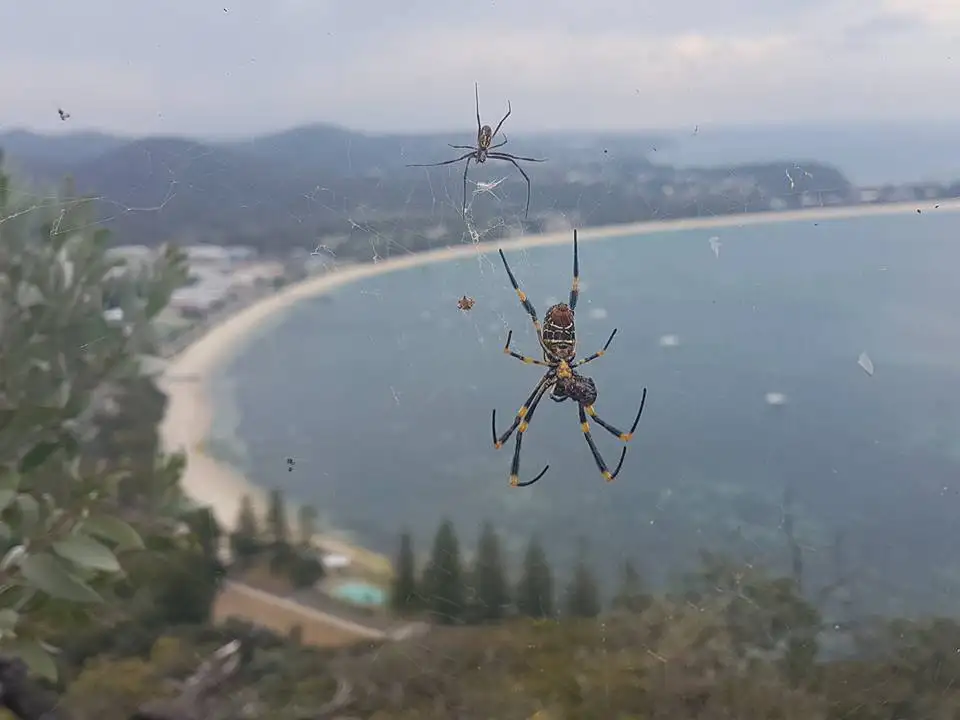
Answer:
xmin=406 ymin=83 xmax=546 ymax=218
xmin=457 ymin=295 xmax=476 ymax=312
xmin=491 ymin=230 xmax=647 ymax=487
xmin=58 ymin=108 xmax=70 ymax=121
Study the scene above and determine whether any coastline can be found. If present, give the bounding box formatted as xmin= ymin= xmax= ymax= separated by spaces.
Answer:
xmin=157 ymin=198 xmax=960 ymax=559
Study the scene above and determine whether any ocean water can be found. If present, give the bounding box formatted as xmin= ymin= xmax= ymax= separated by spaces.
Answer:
xmin=220 ymin=210 xmax=960 ymax=615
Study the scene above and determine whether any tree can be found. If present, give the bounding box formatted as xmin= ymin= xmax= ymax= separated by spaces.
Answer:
xmin=564 ymin=537 xmax=601 ymax=619
xmin=611 ymin=558 xmax=651 ymax=614
xmin=266 ymin=488 xmax=289 ymax=546
xmin=184 ymin=507 xmax=222 ymax=563
xmin=471 ymin=521 xmax=509 ymax=623
xmin=296 ymin=504 xmax=317 ymax=547
xmin=390 ymin=530 xmax=419 ymax=615
xmin=230 ymin=495 xmax=261 ymax=562
xmin=516 ymin=534 xmax=554 ymax=619
xmin=421 ymin=519 xmax=465 ymax=624
xmin=0 ymin=157 xmax=188 ymax=679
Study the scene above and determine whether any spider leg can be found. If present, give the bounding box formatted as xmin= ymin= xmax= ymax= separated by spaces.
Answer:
xmin=571 ymin=328 xmax=618 ymax=369
xmin=492 ymin=379 xmax=553 ymax=487
xmin=489 ymin=151 xmax=547 ymax=163
xmin=578 ymin=404 xmax=629 ymax=482
xmin=583 ymin=387 xmax=647 ymax=443
xmin=490 ymin=134 xmax=508 ymax=150
xmin=487 ymin=153 xmax=534 ymax=219
xmin=497 ymin=248 xmax=542 ymax=336
xmin=569 ymin=229 xmax=580 ymax=311
xmin=449 ymin=144 xmax=476 ymax=150
xmin=492 ymin=375 xmax=552 ymax=448
xmin=475 ymin=82 xmax=482 ymax=137
xmin=503 ymin=329 xmax=551 ymax=366
xmin=461 ymin=154 xmax=473 ymax=215
xmin=406 ymin=151 xmax=475 ymax=168
xmin=490 ymin=100 xmax=512 ymax=141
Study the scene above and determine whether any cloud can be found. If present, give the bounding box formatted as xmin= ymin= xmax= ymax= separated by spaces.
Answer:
xmin=1 ymin=0 xmax=958 ymax=136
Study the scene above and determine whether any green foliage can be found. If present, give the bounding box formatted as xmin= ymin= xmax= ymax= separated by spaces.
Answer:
xmin=611 ymin=558 xmax=651 ymax=614
xmin=0 ymin=157 xmax=189 ymax=679
xmin=516 ymin=534 xmax=554 ymax=619
xmin=64 ymin=654 xmax=170 ymax=717
xmin=471 ymin=521 xmax=509 ymax=623
xmin=681 ymin=550 xmax=822 ymax=675
xmin=563 ymin=538 xmax=600 ymax=619
xmin=266 ymin=488 xmax=288 ymax=545
xmin=285 ymin=552 xmax=324 ymax=589
xmin=421 ymin=518 xmax=465 ymax=624
xmin=230 ymin=494 xmax=261 ymax=561
xmin=390 ymin=530 xmax=418 ymax=615
xmin=295 ymin=504 xmax=317 ymax=547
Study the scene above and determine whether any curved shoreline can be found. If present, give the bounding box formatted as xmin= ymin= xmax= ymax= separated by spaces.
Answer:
xmin=157 ymin=198 xmax=960 ymax=546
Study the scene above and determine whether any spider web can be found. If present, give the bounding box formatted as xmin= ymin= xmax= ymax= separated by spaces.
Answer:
xmin=11 ymin=55 xmax=960 ymax=718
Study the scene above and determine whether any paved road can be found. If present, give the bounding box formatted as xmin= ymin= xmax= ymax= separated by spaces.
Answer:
xmin=224 ymin=581 xmax=388 ymax=640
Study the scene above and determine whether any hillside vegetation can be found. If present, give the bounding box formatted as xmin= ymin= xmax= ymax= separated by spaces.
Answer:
xmin=0 ymin=126 xmax=858 ymax=259
xmin=2 ymin=149 xmax=960 ymax=720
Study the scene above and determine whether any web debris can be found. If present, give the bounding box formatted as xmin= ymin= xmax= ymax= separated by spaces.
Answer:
xmin=708 ymin=235 xmax=721 ymax=258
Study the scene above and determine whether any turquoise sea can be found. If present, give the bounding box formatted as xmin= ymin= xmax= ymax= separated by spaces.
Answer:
xmin=215 ymin=209 xmax=960 ymax=615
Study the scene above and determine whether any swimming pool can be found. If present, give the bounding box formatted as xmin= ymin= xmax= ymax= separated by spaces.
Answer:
xmin=331 ymin=581 xmax=386 ymax=607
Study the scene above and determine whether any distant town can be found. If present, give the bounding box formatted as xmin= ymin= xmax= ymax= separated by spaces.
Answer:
xmin=112 ymin=174 xmax=955 ymax=360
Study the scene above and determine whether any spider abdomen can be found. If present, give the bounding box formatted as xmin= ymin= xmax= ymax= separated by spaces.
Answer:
xmin=478 ymin=125 xmax=493 ymax=151
xmin=542 ymin=303 xmax=576 ymax=360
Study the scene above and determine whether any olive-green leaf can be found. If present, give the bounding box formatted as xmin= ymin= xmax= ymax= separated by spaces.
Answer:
xmin=13 ymin=495 xmax=39 ymax=535
xmin=15 ymin=283 xmax=44 ymax=309
xmin=0 ymin=608 xmax=19 ymax=632
xmin=0 ymin=471 xmax=20 ymax=493
xmin=19 ymin=553 xmax=102 ymax=603
xmin=0 ymin=490 xmax=16 ymax=513
xmin=53 ymin=534 xmax=120 ymax=573
xmin=18 ymin=441 xmax=60 ymax=474
xmin=80 ymin=515 xmax=144 ymax=551
xmin=4 ymin=638 xmax=58 ymax=681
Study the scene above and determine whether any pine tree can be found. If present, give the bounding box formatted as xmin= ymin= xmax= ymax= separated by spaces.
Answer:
xmin=230 ymin=495 xmax=261 ymax=561
xmin=421 ymin=519 xmax=466 ymax=624
xmin=516 ymin=534 xmax=554 ymax=619
xmin=472 ymin=520 xmax=509 ymax=622
xmin=390 ymin=530 xmax=419 ymax=615
xmin=611 ymin=558 xmax=651 ymax=614
xmin=564 ymin=537 xmax=601 ymax=618
xmin=266 ymin=488 xmax=289 ymax=545
xmin=297 ymin=504 xmax=318 ymax=547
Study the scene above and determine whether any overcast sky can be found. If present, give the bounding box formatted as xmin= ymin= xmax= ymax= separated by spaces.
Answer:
xmin=1 ymin=0 xmax=958 ymax=137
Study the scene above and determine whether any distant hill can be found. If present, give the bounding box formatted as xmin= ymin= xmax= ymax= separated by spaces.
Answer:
xmin=0 ymin=129 xmax=127 ymax=179
xmin=0 ymin=123 xmax=871 ymax=257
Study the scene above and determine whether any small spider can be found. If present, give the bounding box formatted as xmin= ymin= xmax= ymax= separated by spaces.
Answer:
xmin=57 ymin=108 xmax=70 ymax=121
xmin=406 ymin=83 xmax=546 ymax=218
xmin=491 ymin=230 xmax=647 ymax=487
xmin=457 ymin=295 xmax=476 ymax=312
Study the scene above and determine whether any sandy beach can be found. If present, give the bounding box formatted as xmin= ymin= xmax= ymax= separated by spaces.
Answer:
xmin=158 ymin=197 xmax=960 ymax=551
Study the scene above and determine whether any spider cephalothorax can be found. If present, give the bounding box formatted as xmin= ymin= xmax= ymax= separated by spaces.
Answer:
xmin=491 ymin=229 xmax=648 ymax=487
xmin=406 ymin=83 xmax=546 ymax=218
